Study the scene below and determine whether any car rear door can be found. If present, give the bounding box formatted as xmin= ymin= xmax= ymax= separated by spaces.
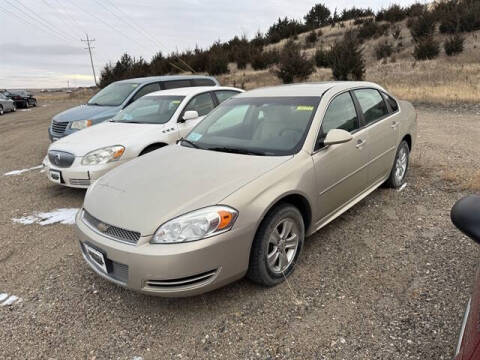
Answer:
xmin=177 ymin=92 xmax=216 ymax=138
xmin=312 ymin=91 xmax=370 ymax=222
xmin=352 ymin=88 xmax=397 ymax=185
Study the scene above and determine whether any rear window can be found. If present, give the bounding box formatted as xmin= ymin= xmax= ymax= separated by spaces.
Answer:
xmin=163 ymin=80 xmax=192 ymax=89
xmin=193 ymin=79 xmax=216 ymax=86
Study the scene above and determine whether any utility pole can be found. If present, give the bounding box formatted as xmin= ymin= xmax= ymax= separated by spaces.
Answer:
xmin=81 ymin=33 xmax=98 ymax=87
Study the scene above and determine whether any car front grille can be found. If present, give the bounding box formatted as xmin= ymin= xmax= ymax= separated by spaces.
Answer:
xmin=145 ymin=269 xmax=218 ymax=290
xmin=80 ymin=242 xmax=129 ymax=284
xmin=69 ymin=179 xmax=91 ymax=187
xmin=48 ymin=150 xmax=75 ymax=168
xmin=51 ymin=120 xmax=68 ymax=134
xmin=82 ymin=210 xmax=140 ymax=245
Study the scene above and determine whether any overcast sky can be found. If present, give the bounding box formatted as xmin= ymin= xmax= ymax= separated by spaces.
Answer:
xmin=0 ymin=0 xmax=420 ymax=89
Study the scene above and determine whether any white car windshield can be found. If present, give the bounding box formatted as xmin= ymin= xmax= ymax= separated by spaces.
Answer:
xmin=182 ymin=97 xmax=320 ymax=156
xmin=112 ymin=96 xmax=185 ymax=124
xmin=88 ymin=82 xmax=140 ymax=106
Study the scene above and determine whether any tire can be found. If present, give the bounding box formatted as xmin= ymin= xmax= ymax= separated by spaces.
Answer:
xmin=32 ymin=100 xmax=37 ymax=107
xmin=247 ymin=203 xmax=304 ymax=286
xmin=23 ymin=101 xmax=29 ymax=108
xmin=386 ymin=140 xmax=410 ymax=188
xmin=12 ymin=104 xmax=16 ymax=112
xmin=0 ymin=106 xmax=3 ymax=115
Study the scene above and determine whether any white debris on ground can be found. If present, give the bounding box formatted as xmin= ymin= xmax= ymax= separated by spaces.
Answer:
xmin=4 ymin=165 xmax=42 ymax=176
xmin=398 ymin=183 xmax=407 ymax=192
xmin=19 ymin=109 xmax=32 ymax=112
xmin=12 ymin=208 xmax=79 ymax=226
xmin=0 ymin=293 xmax=22 ymax=307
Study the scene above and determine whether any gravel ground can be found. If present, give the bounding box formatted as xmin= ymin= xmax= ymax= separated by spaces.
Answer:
xmin=0 ymin=99 xmax=479 ymax=359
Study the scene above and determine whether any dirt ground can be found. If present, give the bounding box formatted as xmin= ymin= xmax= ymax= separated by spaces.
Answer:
xmin=0 ymin=98 xmax=479 ymax=359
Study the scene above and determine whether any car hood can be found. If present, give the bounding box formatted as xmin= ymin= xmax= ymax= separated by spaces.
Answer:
xmin=49 ymin=122 xmax=165 ymax=156
xmin=83 ymin=145 xmax=291 ymax=236
xmin=52 ymin=104 xmax=120 ymax=122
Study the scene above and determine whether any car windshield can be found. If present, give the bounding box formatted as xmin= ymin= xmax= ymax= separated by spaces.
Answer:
xmin=87 ymin=82 xmax=140 ymax=106
xmin=111 ymin=95 xmax=184 ymax=124
xmin=183 ymin=96 xmax=320 ymax=156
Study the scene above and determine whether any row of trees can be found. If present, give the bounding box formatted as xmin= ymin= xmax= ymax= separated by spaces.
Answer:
xmin=98 ymin=0 xmax=479 ymax=87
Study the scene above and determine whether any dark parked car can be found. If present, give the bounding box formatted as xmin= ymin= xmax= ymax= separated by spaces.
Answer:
xmin=48 ymin=75 xmax=219 ymax=141
xmin=451 ymin=195 xmax=480 ymax=360
xmin=4 ymin=90 xmax=37 ymax=108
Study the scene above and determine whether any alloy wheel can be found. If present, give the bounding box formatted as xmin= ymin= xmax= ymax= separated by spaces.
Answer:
xmin=266 ymin=218 xmax=300 ymax=274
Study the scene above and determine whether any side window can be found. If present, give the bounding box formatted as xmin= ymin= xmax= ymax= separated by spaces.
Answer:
xmin=164 ymin=80 xmax=192 ymax=89
xmin=353 ymin=89 xmax=389 ymax=125
xmin=321 ymin=92 xmax=358 ymax=134
xmin=193 ymin=79 xmax=216 ymax=86
xmin=183 ymin=93 xmax=215 ymax=117
xmin=132 ymin=83 xmax=161 ymax=101
xmin=214 ymin=90 xmax=240 ymax=104
xmin=382 ymin=92 xmax=399 ymax=113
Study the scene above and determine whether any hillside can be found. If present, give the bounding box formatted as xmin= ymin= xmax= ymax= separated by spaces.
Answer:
xmin=219 ymin=18 xmax=480 ymax=104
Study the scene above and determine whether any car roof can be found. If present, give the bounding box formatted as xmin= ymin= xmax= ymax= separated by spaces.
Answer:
xmin=145 ymin=86 xmax=243 ymax=97
xmin=115 ymin=75 xmax=218 ymax=85
xmin=235 ymin=81 xmax=385 ymax=98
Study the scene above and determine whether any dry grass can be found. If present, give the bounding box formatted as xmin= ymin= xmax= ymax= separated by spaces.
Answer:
xmin=221 ymin=21 xmax=480 ymax=104
xmin=35 ymin=88 xmax=96 ymax=102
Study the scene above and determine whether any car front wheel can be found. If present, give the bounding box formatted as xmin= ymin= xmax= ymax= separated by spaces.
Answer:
xmin=247 ymin=203 xmax=304 ymax=286
xmin=0 ymin=106 xmax=3 ymax=115
xmin=386 ymin=140 xmax=410 ymax=188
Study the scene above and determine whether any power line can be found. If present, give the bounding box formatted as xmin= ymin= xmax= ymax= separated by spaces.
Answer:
xmin=52 ymin=0 xmax=87 ymax=35
xmin=40 ymin=0 xmax=83 ymax=39
xmin=68 ymin=1 xmax=172 ymax=63
xmin=5 ymin=0 xmax=78 ymax=43
xmin=99 ymin=0 xmax=195 ymax=73
xmin=81 ymin=34 xmax=98 ymax=86
xmin=0 ymin=2 xmax=74 ymax=45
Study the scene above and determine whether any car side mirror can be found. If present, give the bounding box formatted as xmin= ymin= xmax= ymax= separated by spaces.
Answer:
xmin=451 ymin=195 xmax=480 ymax=244
xmin=181 ymin=110 xmax=199 ymax=122
xmin=323 ymin=129 xmax=353 ymax=146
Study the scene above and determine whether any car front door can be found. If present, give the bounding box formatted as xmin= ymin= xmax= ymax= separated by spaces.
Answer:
xmin=177 ymin=92 xmax=216 ymax=138
xmin=352 ymin=88 xmax=396 ymax=185
xmin=312 ymin=91 xmax=370 ymax=222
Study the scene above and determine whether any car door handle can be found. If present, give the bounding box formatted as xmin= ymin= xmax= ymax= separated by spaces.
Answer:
xmin=391 ymin=121 xmax=399 ymax=129
xmin=356 ymin=139 xmax=366 ymax=149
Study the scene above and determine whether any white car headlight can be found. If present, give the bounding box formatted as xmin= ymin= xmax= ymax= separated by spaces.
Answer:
xmin=71 ymin=119 xmax=93 ymax=130
xmin=81 ymin=145 xmax=125 ymax=165
xmin=151 ymin=206 xmax=238 ymax=244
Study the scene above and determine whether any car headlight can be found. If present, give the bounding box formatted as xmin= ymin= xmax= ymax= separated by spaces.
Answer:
xmin=81 ymin=145 xmax=125 ymax=165
xmin=71 ymin=119 xmax=93 ymax=130
xmin=151 ymin=206 xmax=238 ymax=244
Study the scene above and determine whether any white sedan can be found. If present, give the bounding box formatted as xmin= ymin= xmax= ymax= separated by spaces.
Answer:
xmin=43 ymin=86 xmax=243 ymax=188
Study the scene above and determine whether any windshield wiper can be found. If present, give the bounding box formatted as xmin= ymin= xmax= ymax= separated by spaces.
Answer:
xmin=206 ymin=146 xmax=266 ymax=156
xmin=179 ymin=138 xmax=204 ymax=149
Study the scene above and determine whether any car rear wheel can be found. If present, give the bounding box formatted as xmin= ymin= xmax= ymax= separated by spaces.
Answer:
xmin=386 ymin=140 xmax=410 ymax=188
xmin=12 ymin=104 xmax=16 ymax=112
xmin=247 ymin=203 xmax=304 ymax=286
xmin=32 ymin=100 xmax=37 ymax=107
xmin=0 ymin=106 xmax=4 ymax=115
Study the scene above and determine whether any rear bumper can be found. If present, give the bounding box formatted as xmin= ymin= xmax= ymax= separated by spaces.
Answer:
xmin=75 ymin=210 xmax=253 ymax=297
xmin=43 ymin=155 xmax=125 ymax=188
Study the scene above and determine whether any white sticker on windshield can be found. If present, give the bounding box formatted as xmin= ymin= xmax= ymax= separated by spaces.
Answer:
xmin=187 ymin=132 xmax=202 ymax=141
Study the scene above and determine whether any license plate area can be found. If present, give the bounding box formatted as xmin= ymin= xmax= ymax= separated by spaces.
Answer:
xmin=49 ymin=169 xmax=62 ymax=183
xmin=84 ymin=244 xmax=108 ymax=273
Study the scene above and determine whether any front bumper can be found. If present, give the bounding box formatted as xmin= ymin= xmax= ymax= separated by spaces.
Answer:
xmin=43 ymin=156 xmax=125 ymax=188
xmin=48 ymin=123 xmax=76 ymax=141
xmin=75 ymin=210 xmax=253 ymax=297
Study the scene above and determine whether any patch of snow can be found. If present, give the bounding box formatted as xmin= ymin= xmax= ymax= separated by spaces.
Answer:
xmin=12 ymin=208 xmax=79 ymax=226
xmin=0 ymin=294 xmax=21 ymax=307
xmin=4 ymin=165 xmax=42 ymax=176
xmin=0 ymin=293 xmax=8 ymax=302
xmin=19 ymin=109 xmax=32 ymax=112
